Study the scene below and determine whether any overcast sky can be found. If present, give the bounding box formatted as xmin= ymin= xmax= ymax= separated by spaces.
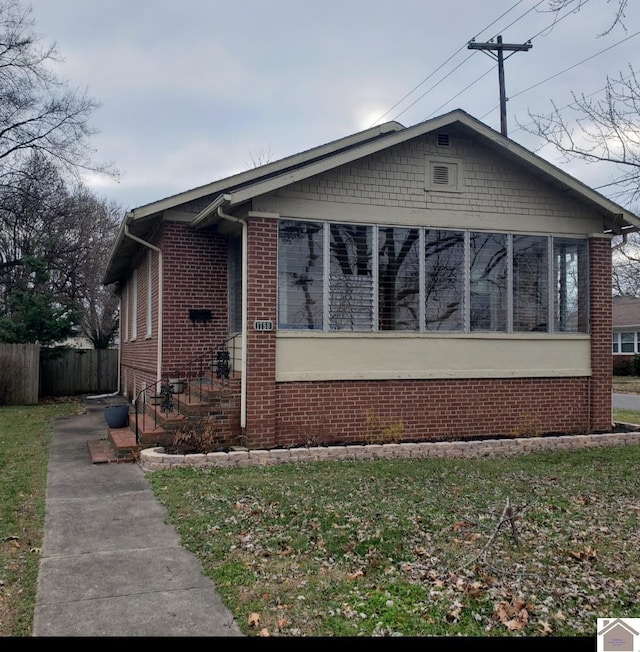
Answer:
xmin=25 ymin=0 xmax=640 ymax=213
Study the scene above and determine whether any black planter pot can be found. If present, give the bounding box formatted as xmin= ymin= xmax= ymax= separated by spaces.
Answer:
xmin=104 ymin=404 xmax=130 ymax=428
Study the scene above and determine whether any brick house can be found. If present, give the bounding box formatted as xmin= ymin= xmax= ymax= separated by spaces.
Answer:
xmin=102 ymin=109 xmax=640 ymax=450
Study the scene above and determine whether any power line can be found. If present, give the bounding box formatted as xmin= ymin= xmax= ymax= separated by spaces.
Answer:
xmin=423 ymin=0 xmax=610 ymax=129
xmin=468 ymin=36 xmax=532 ymax=136
xmin=368 ymin=0 xmax=529 ymax=127
xmin=481 ymin=29 xmax=640 ymax=123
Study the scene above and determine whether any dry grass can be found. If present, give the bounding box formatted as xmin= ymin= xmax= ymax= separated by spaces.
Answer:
xmin=613 ymin=376 xmax=640 ymax=394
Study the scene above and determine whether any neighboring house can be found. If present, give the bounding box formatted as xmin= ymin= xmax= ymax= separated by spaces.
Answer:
xmin=102 ymin=109 xmax=640 ymax=450
xmin=612 ymin=295 xmax=640 ymax=359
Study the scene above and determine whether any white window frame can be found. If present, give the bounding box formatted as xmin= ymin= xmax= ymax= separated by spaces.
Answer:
xmin=613 ymin=331 xmax=640 ymax=354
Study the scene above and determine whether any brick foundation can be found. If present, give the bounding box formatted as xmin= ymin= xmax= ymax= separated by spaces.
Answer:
xmin=273 ymin=376 xmax=593 ymax=448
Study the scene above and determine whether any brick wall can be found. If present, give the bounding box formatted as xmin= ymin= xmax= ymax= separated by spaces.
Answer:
xmin=120 ymin=222 xmax=229 ymax=400
xmin=273 ymin=377 xmax=591 ymax=447
xmin=244 ymin=217 xmax=278 ymax=448
xmin=160 ymin=222 xmax=229 ymax=376
xmin=589 ymin=237 xmax=612 ymax=431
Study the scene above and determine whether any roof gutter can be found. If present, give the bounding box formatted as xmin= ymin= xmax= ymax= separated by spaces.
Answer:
xmin=191 ymin=193 xmax=232 ymax=229
xmin=123 ymin=224 xmax=163 ymax=383
xmin=215 ymin=203 xmax=248 ymax=433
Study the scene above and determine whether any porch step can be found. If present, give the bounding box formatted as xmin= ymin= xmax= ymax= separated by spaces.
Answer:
xmin=87 ymin=427 xmax=139 ymax=464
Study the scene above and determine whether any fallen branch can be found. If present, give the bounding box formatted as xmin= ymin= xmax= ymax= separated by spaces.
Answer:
xmin=456 ymin=497 xmax=523 ymax=571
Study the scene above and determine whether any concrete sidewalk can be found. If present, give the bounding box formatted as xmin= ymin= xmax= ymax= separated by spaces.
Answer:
xmin=32 ymin=398 xmax=244 ymax=638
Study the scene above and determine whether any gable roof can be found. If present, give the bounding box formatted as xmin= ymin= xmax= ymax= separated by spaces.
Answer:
xmin=103 ymin=109 xmax=640 ymax=286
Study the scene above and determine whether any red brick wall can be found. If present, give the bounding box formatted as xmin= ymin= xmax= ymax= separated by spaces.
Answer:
xmin=589 ymin=237 xmax=612 ymax=431
xmin=120 ymin=246 xmax=159 ymax=399
xmin=120 ymin=222 xmax=229 ymax=400
xmin=244 ymin=217 xmax=278 ymax=448
xmin=160 ymin=222 xmax=229 ymax=377
xmin=274 ymin=377 xmax=591 ymax=446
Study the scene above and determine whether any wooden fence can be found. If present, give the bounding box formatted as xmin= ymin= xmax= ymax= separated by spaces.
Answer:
xmin=0 ymin=345 xmax=119 ymax=405
xmin=0 ymin=343 xmax=40 ymax=405
xmin=40 ymin=349 xmax=118 ymax=397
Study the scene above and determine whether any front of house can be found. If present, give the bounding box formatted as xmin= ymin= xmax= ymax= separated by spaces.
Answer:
xmin=103 ymin=109 xmax=640 ymax=450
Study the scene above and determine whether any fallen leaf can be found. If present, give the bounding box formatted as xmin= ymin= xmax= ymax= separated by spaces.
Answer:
xmin=538 ymin=621 xmax=553 ymax=636
xmin=347 ymin=570 xmax=364 ymax=580
xmin=465 ymin=581 xmax=484 ymax=598
xmin=258 ymin=628 xmax=270 ymax=637
xmin=248 ymin=612 xmax=261 ymax=628
xmin=505 ymin=618 xmax=526 ymax=631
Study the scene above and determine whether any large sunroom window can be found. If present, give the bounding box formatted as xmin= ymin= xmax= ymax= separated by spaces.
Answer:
xmin=378 ymin=227 xmax=420 ymax=330
xmin=513 ymin=235 xmax=548 ymax=332
xmin=277 ymin=220 xmax=589 ymax=334
xmin=469 ymin=232 xmax=508 ymax=332
xmin=554 ymin=238 xmax=588 ymax=332
xmin=329 ymin=224 xmax=373 ymax=331
xmin=424 ymin=229 xmax=465 ymax=331
xmin=278 ymin=220 xmax=324 ymax=329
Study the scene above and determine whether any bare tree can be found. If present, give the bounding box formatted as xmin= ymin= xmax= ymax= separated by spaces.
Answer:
xmin=612 ymin=237 xmax=640 ymax=296
xmin=0 ymin=152 xmax=121 ymax=346
xmin=0 ymin=0 xmax=116 ymax=183
xmin=519 ymin=1 xmax=638 ymax=294
xmin=521 ymin=67 xmax=640 ymax=207
xmin=543 ymin=0 xmax=629 ymax=36
xmin=246 ymin=145 xmax=274 ymax=169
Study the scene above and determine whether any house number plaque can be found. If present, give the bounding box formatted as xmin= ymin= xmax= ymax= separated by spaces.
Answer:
xmin=253 ymin=320 xmax=274 ymax=331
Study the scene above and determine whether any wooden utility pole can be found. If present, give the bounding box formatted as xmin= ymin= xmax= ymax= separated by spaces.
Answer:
xmin=467 ymin=35 xmax=532 ymax=137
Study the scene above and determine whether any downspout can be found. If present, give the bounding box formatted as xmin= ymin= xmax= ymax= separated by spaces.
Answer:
xmin=216 ymin=205 xmax=248 ymax=431
xmin=123 ymin=224 xmax=163 ymax=383
xmin=612 ymin=230 xmax=628 ymax=251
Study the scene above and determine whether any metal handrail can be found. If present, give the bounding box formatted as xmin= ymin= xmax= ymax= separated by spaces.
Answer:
xmin=133 ymin=333 xmax=240 ymax=444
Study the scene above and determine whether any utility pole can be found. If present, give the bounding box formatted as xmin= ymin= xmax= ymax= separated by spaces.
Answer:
xmin=468 ymin=35 xmax=532 ymax=137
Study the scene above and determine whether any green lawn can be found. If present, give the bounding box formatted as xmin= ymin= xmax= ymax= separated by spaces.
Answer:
xmin=148 ymin=444 xmax=640 ymax=637
xmin=0 ymin=400 xmax=83 ymax=637
xmin=2 ymin=393 xmax=640 ymax=638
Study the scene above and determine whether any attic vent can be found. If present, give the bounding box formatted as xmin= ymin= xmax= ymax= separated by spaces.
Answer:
xmin=425 ymin=157 xmax=462 ymax=192
xmin=437 ymin=133 xmax=450 ymax=147
xmin=432 ymin=165 xmax=450 ymax=185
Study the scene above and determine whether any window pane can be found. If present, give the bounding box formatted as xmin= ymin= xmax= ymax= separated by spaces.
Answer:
xmin=329 ymin=224 xmax=373 ymax=331
xmin=554 ymin=238 xmax=588 ymax=333
xmin=513 ymin=235 xmax=548 ymax=332
xmin=378 ymin=227 xmax=420 ymax=330
xmin=469 ymin=232 xmax=508 ymax=332
xmin=424 ymin=230 xmax=465 ymax=331
xmin=278 ymin=220 xmax=324 ymax=329
xmin=621 ymin=332 xmax=634 ymax=353
xmin=612 ymin=333 xmax=619 ymax=353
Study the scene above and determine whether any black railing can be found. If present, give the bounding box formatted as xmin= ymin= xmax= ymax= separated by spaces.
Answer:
xmin=133 ymin=334 xmax=241 ymax=444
